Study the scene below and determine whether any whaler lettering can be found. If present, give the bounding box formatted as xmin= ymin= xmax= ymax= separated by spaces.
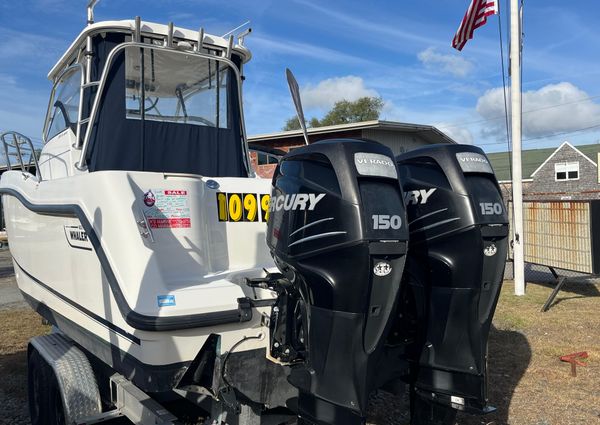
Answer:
xmin=69 ymin=230 xmax=88 ymax=242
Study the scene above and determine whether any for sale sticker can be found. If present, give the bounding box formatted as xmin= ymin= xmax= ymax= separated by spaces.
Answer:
xmin=143 ymin=189 xmax=191 ymax=228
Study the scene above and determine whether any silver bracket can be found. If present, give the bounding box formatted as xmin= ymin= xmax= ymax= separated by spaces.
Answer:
xmin=110 ymin=374 xmax=178 ymax=424
xmin=225 ymin=35 xmax=234 ymax=58
xmin=134 ymin=16 xmax=141 ymax=43
xmin=167 ymin=22 xmax=174 ymax=47
xmin=197 ymin=27 xmax=205 ymax=52
xmin=137 ymin=209 xmax=155 ymax=243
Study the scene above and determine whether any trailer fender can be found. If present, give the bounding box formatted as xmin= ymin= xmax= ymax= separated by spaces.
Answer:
xmin=29 ymin=333 xmax=102 ymax=424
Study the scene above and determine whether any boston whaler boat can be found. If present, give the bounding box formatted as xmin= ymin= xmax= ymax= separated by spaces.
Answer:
xmin=2 ymin=3 xmax=289 ymax=423
xmin=0 ymin=2 xmax=509 ymax=424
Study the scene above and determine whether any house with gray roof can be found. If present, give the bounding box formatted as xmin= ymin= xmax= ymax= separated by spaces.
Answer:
xmin=488 ymin=141 xmax=600 ymax=201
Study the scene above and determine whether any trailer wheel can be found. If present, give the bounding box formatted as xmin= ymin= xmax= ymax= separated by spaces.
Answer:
xmin=49 ymin=371 xmax=67 ymax=425
xmin=28 ymin=349 xmax=52 ymax=425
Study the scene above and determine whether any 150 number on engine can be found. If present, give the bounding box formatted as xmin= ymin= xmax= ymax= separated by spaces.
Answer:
xmin=372 ymin=214 xmax=402 ymax=230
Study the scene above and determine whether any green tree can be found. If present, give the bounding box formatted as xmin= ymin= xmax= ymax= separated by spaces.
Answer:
xmin=319 ymin=97 xmax=384 ymax=127
xmin=283 ymin=116 xmax=302 ymax=131
xmin=308 ymin=117 xmax=321 ymax=128
xmin=282 ymin=96 xmax=384 ymax=131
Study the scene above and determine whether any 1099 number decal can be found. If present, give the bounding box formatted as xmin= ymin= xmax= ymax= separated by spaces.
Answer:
xmin=217 ymin=193 xmax=271 ymax=222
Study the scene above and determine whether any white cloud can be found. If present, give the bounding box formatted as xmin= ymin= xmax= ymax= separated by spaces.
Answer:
xmin=300 ymin=76 xmax=379 ymax=110
xmin=435 ymin=124 xmax=474 ymax=145
xmin=476 ymin=82 xmax=600 ymax=138
xmin=417 ymin=47 xmax=474 ymax=78
xmin=0 ymin=28 xmax=63 ymax=61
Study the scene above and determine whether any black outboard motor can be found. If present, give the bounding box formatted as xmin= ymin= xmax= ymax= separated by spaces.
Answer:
xmin=392 ymin=144 xmax=508 ymax=423
xmin=264 ymin=139 xmax=408 ymax=424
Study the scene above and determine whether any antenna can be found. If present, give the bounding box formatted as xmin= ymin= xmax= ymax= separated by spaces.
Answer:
xmin=285 ymin=68 xmax=309 ymax=145
xmin=222 ymin=20 xmax=251 ymax=38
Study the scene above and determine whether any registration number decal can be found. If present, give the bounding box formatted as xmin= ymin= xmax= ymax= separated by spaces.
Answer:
xmin=216 ymin=193 xmax=271 ymax=222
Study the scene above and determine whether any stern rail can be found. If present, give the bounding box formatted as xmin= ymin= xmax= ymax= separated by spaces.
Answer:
xmin=0 ymin=131 xmax=41 ymax=180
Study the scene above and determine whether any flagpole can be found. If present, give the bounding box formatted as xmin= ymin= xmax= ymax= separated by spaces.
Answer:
xmin=510 ymin=0 xmax=525 ymax=296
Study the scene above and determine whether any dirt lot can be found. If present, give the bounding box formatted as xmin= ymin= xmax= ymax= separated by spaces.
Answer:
xmin=456 ymin=280 xmax=600 ymax=425
xmin=0 ymin=308 xmax=49 ymax=425
xmin=1 ymin=261 xmax=599 ymax=424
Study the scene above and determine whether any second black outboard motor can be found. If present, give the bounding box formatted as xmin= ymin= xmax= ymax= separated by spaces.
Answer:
xmin=263 ymin=139 xmax=408 ymax=424
xmin=392 ymin=144 xmax=508 ymax=424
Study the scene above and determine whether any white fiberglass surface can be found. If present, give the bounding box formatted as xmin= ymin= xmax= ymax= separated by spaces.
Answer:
xmin=1 ymin=170 xmax=275 ymax=318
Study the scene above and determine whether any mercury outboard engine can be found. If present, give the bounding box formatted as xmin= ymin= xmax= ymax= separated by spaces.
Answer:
xmin=392 ymin=144 xmax=508 ymax=424
xmin=262 ymin=139 xmax=408 ymax=424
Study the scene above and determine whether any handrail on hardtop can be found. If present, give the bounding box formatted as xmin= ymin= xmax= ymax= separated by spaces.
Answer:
xmin=0 ymin=131 xmax=41 ymax=181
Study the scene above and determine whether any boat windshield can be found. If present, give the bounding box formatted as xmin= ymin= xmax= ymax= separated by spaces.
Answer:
xmin=125 ymin=46 xmax=230 ymax=129
xmin=86 ymin=36 xmax=247 ymax=178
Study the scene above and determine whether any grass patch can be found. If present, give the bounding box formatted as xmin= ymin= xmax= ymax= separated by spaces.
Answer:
xmin=0 ymin=308 xmax=50 ymax=424
xmin=0 ymin=308 xmax=49 ymax=355
xmin=1 ymin=284 xmax=599 ymax=425
xmin=457 ymin=280 xmax=600 ymax=425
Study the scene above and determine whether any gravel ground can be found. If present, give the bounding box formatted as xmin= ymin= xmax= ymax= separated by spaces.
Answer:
xmin=1 ymin=250 xmax=598 ymax=425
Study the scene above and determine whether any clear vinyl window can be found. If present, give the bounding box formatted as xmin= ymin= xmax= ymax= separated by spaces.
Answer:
xmin=125 ymin=46 xmax=230 ymax=128
xmin=46 ymin=67 xmax=81 ymax=141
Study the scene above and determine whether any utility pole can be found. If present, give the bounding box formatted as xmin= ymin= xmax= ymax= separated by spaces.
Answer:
xmin=510 ymin=0 xmax=525 ymax=295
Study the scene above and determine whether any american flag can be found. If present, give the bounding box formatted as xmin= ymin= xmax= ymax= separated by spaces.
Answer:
xmin=452 ymin=0 xmax=498 ymax=51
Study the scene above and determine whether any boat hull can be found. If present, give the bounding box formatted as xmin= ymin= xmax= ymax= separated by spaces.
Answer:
xmin=1 ymin=170 xmax=277 ymax=392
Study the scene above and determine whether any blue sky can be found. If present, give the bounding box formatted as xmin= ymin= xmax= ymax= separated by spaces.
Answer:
xmin=1 ymin=0 xmax=599 ymax=152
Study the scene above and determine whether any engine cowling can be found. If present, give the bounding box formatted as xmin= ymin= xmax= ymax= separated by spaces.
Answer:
xmin=266 ymin=138 xmax=408 ymax=424
xmin=393 ymin=144 xmax=508 ymax=418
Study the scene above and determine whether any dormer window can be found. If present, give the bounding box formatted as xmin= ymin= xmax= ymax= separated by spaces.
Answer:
xmin=555 ymin=161 xmax=579 ymax=181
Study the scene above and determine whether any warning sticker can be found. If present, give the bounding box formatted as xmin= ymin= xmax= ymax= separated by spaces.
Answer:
xmin=143 ymin=189 xmax=191 ymax=228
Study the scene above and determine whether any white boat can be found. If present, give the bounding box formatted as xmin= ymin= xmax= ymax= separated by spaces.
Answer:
xmin=0 ymin=3 xmax=292 ymax=423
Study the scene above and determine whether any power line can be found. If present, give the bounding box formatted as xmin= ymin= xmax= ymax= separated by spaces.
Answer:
xmin=440 ymin=93 xmax=600 ymax=130
xmin=497 ymin=0 xmax=512 ymax=188
xmin=475 ymin=122 xmax=600 ymax=147
xmin=522 ymin=123 xmax=600 ymax=142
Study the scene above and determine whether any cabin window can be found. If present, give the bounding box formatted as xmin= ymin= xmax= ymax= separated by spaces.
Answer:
xmin=555 ymin=162 xmax=579 ymax=181
xmin=124 ymin=46 xmax=230 ymax=129
xmin=46 ymin=67 xmax=81 ymax=141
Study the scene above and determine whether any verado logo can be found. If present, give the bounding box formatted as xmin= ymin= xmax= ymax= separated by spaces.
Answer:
xmin=269 ymin=193 xmax=325 ymax=212
xmin=459 ymin=156 xmax=489 ymax=164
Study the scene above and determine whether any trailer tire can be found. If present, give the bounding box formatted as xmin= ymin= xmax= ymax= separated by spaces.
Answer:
xmin=48 ymin=368 xmax=67 ymax=425
xmin=28 ymin=349 xmax=61 ymax=425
